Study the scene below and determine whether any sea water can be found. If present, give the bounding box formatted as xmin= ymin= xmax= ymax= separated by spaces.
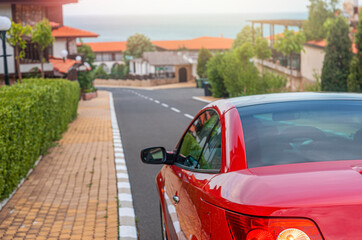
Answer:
xmin=64 ymin=12 xmax=308 ymax=42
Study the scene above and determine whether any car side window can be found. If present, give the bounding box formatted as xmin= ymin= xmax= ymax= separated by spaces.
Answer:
xmin=199 ymin=122 xmax=222 ymax=170
xmin=176 ymin=110 xmax=221 ymax=171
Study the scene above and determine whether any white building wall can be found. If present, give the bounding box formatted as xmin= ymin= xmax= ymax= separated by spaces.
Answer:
xmin=147 ymin=65 xmax=155 ymax=74
xmin=20 ymin=63 xmax=53 ymax=73
xmin=129 ymin=61 xmax=134 ymax=73
xmin=142 ymin=62 xmax=147 ymax=75
xmin=53 ymin=38 xmax=67 ymax=58
xmin=301 ymin=45 xmax=325 ymax=82
xmin=192 ymin=63 xmax=198 ymax=78
xmin=0 ymin=4 xmax=15 ymax=74
xmin=136 ymin=62 xmax=142 ymax=75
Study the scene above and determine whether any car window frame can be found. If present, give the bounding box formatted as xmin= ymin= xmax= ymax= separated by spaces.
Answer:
xmin=174 ymin=109 xmax=222 ymax=174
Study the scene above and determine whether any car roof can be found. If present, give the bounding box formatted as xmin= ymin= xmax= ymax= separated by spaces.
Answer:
xmin=228 ymin=92 xmax=362 ymax=108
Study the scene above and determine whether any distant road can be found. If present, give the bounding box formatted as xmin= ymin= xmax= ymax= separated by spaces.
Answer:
xmin=101 ymin=87 xmax=206 ymax=239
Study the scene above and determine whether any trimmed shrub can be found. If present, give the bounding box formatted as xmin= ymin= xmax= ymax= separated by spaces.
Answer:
xmin=78 ymin=70 xmax=94 ymax=91
xmin=110 ymin=64 xmax=126 ymax=79
xmin=260 ymin=71 xmax=288 ymax=93
xmin=94 ymin=65 xmax=109 ymax=79
xmin=0 ymin=78 xmax=80 ymax=200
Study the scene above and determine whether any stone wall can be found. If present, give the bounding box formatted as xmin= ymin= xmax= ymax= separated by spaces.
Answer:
xmin=94 ymin=78 xmax=179 ymax=87
xmin=15 ymin=5 xmax=46 ymax=26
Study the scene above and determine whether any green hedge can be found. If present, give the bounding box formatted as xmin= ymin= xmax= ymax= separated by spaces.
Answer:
xmin=0 ymin=79 xmax=80 ymax=200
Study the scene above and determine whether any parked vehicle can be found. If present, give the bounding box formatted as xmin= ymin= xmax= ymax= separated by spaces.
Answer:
xmin=141 ymin=92 xmax=362 ymax=240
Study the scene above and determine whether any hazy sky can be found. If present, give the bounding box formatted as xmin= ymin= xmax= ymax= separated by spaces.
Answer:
xmin=63 ymin=0 xmax=311 ymax=16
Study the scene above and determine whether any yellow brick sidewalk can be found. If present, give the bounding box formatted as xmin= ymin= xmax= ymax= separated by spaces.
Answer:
xmin=0 ymin=91 xmax=118 ymax=240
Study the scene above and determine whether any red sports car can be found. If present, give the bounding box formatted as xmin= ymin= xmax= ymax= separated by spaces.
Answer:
xmin=141 ymin=92 xmax=362 ymax=240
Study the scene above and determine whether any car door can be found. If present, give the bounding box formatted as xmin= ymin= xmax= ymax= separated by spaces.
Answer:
xmin=163 ymin=109 xmax=223 ymax=240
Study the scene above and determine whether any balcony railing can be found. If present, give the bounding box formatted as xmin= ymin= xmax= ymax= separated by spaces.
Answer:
xmin=20 ymin=41 xmax=49 ymax=64
xmin=271 ymin=48 xmax=301 ymax=71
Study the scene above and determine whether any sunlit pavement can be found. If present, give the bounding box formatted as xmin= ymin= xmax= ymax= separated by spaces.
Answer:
xmin=0 ymin=91 xmax=118 ymax=240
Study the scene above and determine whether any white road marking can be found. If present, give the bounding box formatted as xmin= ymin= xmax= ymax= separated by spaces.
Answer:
xmin=149 ymin=98 xmax=153 ymax=101
xmin=162 ymin=103 xmax=169 ymax=108
xmin=184 ymin=114 xmax=194 ymax=119
xmin=154 ymin=100 xmax=160 ymax=104
xmin=171 ymin=107 xmax=180 ymax=113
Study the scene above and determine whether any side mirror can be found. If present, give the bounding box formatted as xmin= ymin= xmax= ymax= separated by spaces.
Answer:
xmin=141 ymin=147 xmax=173 ymax=164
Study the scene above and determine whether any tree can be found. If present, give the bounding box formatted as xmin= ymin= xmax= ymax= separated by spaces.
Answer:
xmin=124 ymin=33 xmax=155 ymax=58
xmin=254 ymin=37 xmax=272 ymax=74
xmin=77 ymin=41 xmax=96 ymax=68
xmin=233 ymin=25 xmax=261 ymax=49
xmin=274 ymin=29 xmax=306 ymax=88
xmin=7 ymin=21 xmax=32 ymax=82
xmin=303 ymin=0 xmax=337 ymax=41
xmin=32 ymin=19 xmax=54 ymax=78
xmin=234 ymin=42 xmax=254 ymax=70
xmin=197 ymin=47 xmax=213 ymax=78
xmin=322 ymin=16 xmax=352 ymax=92
xmin=347 ymin=11 xmax=362 ymax=92
xmin=221 ymin=46 xmax=260 ymax=97
xmin=207 ymin=53 xmax=228 ymax=98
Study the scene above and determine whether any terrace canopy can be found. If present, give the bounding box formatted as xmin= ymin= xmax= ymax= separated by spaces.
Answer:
xmin=247 ymin=19 xmax=304 ymax=46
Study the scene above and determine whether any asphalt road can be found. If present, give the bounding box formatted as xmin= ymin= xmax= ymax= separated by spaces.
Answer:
xmin=101 ymin=87 xmax=206 ymax=239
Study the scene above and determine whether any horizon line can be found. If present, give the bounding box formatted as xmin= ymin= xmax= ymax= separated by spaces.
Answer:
xmin=64 ymin=11 xmax=308 ymax=17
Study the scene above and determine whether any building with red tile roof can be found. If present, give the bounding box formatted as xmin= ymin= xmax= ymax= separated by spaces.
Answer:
xmin=152 ymin=36 xmax=233 ymax=51
xmin=300 ymin=39 xmax=358 ymax=84
xmin=82 ymin=37 xmax=233 ymax=75
xmin=305 ymin=39 xmax=358 ymax=54
xmin=52 ymin=25 xmax=99 ymax=38
xmin=83 ymin=36 xmax=233 ymax=54
xmin=49 ymin=57 xmax=81 ymax=80
xmin=49 ymin=57 xmax=81 ymax=74
xmin=0 ymin=0 xmax=82 ymax=79
xmin=84 ymin=41 xmax=127 ymax=53
xmin=79 ymin=42 xmax=126 ymax=74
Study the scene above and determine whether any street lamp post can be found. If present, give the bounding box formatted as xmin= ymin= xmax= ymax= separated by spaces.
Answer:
xmin=75 ymin=55 xmax=82 ymax=81
xmin=0 ymin=16 xmax=11 ymax=86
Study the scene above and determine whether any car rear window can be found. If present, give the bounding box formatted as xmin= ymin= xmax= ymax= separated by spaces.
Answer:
xmin=238 ymin=100 xmax=362 ymax=168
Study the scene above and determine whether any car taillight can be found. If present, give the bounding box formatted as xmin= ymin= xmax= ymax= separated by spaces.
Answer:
xmin=225 ymin=211 xmax=323 ymax=240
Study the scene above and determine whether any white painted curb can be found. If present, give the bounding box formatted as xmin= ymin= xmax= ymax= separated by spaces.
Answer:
xmin=109 ymin=92 xmax=138 ymax=240
xmin=192 ymin=96 xmax=212 ymax=103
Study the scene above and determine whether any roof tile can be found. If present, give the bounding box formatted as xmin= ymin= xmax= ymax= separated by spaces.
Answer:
xmin=52 ymin=25 xmax=98 ymax=38
xmin=49 ymin=57 xmax=80 ymax=74
xmin=81 ymin=41 xmax=127 ymax=52
xmin=152 ymin=36 xmax=233 ymax=50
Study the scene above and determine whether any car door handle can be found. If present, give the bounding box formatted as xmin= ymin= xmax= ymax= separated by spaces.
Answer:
xmin=173 ymin=195 xmax=179 ymax=204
